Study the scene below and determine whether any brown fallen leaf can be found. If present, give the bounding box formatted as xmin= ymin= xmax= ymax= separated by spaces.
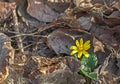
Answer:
xmin=78 ymin=16 xmax=92 ymax=31
xmin=47 ymin=30 xmax=74 ymax=55
xmin=93 ymin=36 xmax=105 ymax=52
xmin=92 ymin=25 xmax=119 ymax=48
xmin=27 ymin=0 xmax=59 ymax=22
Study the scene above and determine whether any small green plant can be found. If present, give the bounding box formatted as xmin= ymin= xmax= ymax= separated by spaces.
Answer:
xmin=70 ymin=38 xmax=98 ymax=80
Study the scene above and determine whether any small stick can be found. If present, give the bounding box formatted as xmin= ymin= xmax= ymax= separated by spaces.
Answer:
xmin=12 ymin=4 xmax=26 ymax=62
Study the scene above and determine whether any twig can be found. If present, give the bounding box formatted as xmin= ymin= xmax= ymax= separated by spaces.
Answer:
xmin=31 ymin=22 xmax=64 ymax=35
xmin=12 ymin=5 xmax=26 ymax=62
xmin=99 ymin=55 xmax=111 ymax=75
xmin=14 ymin=43 xmax=33 ymax=50
xmin=10 ymin=33 xmax=47 ymax=38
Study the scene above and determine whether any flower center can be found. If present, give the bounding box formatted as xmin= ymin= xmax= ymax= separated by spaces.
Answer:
xmin=78 ymin=45 xmax=84 ymax=51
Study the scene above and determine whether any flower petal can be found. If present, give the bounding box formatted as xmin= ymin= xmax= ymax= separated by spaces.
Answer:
xmin=80 ymin=38 xmax=83 ymax=46
xmin=84 ymin=44 xmax=91 ymax=50
xmin=70 ymin=46 xmax=77 ymax=50
xmin=78 ymin=52 xmax=82 ymax=58
xmin=76 ymin=40 xmax=79 ymax=46
xmin=83 ymin=50 xmax=89 ymax=58
xmin=84 ymin=40 xmax=91 ymax=50
xmin=84 ymin=40 xmax=90 ymax=46
xmin=70 ymin=50 xmax=78 ymax=55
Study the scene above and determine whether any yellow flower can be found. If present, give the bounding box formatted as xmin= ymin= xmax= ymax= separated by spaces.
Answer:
xmin=70 ymin=38 xmax=91 ymax=58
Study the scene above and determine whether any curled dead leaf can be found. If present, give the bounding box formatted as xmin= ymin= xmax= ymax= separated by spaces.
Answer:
xmin=93 ymin=36 xmax=105 ymax=53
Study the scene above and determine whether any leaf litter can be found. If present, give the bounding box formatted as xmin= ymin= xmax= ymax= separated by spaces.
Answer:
xmin=0 ymin=0 xmax=120 ymax=84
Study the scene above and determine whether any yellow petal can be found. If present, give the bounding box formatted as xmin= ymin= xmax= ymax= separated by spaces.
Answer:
xmin=83 ymin=50 xmax=89 ymax=58
xmin=80 ymin=38 xmax=83 ymax=46
xmin=78 ymin=52 xmax=82 ymax=58
xmin=84 ymin=40 xmax=90 ymax=47
xmin=84 ymin=40 xmax=91 ymax=50
xmin=76 ymin=40 xmax=79 ymax=46
xmin=70 ymin=46 xmax=77 ymax=50
xmin=70 ymin=50 xmax=78 ymax=55
xmin=84 ymin=44 xmax=91 ymax=50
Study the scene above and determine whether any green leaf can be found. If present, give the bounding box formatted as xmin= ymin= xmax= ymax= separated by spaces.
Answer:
xmin=80 ymin=69 xmax=97 ymax=80
xmin=81 ymin=53 xmax=98 ymax=71
xmin=74 ymin=53 xmax=78 ymax=58
xmin=80 ymin=69 xmax=89 ymax=76
xmin=80 ymin=53 xmax=98 ymax=80
xmin=88 ymin=72 xmax=97 ymax=80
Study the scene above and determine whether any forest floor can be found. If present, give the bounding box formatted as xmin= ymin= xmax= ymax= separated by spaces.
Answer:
xmin=0 ymin=0 xmax=120 ymax=84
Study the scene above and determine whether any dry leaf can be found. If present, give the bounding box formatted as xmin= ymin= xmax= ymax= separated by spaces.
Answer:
xmin=47 ymin=30 xmax=74 ymax=55
xmin=27 ymin=0 xmax=59 ymax=22
xmin=93 ymin=36 xmax=105 ymax=52
xmin=78 ymin=16 xmax=92 ymax=31
xmin=92 ymin=25 xmax=118 ymax=47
